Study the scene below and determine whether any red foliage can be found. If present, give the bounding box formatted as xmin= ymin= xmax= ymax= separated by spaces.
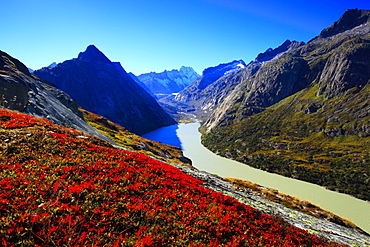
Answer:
xmin=0 ymin=109 xmax=342 ymax=246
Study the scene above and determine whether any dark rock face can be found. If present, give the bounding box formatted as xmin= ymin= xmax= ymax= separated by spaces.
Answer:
xmin=34 ymin=45 xmax=176 ymax=135
xmin=318 ymin=9 xmax=370 ymax=39
xmin=0 ymin=50 xmax=115 ymax=143
xmin=316 ymin=43 xmax=370 ymax=98
xmin=0 ymin=51 xmax=29 ymax=111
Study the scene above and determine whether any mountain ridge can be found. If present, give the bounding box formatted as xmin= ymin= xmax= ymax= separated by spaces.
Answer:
xmin=200 ymin=9 xmax=370 ymax=201
xmin=138 ymin=66 xmax=199 ymax=94
xmin=34 ymin=45 xmax=176 ymax=135
xmin=166 ymin=40 xmax=305 ymax=121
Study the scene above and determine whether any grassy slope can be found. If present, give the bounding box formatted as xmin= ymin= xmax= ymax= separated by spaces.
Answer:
xmin=80 ymin=108 xmax=191 ymax=167
xmin=202 ymin=84 xmax=370 ymax=201
xmin=0 ymin=109 xmax=342 ymax=246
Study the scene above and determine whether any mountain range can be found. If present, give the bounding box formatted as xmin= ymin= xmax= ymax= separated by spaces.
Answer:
xmin=34 ymin=45 xmax=176 ymax=135
xmin=1 ymin=8 xmax=370 ymax=244
xmin=0 ymin=48 xmax=192 ymax=166
xmin=192 ymin=9 xmax=370 ymax=201
xmin=137 ymin=66 xmax=199 ymax=95
xmin=170 ymin=41 xmax=304 ymax=120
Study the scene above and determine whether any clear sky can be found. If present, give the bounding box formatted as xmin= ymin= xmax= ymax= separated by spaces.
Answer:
xmin=1 ymin=0 xmax=369 ymax=75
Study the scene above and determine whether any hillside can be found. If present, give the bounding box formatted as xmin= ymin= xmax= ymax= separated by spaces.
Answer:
xmin=201 ymin=9 xmax=370 ymax=201
xmin=34 ymin=45 xmax=176 ymax=135
xmin=80 ymin=108 xmax=191 ymax=166
xmin=0 ymin=50 xmax=113 ymax=144
xmin=0 ymin=108 xmax=349 ymax=246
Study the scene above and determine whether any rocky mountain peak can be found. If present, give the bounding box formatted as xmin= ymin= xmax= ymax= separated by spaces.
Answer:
xmin=0 ymin=50 xmax=31 ymax=76
xmin=255 ymin=40 xmax=305 ymax=62
xmin=318 ymin=9 xmax=370 ymax=39
xmin=77 ymin=45 xmax=111 ymax=64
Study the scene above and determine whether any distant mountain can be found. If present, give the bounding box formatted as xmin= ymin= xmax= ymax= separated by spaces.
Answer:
xmin=167 ymin=60 xmax=247 ymax=118
xmin=34 ymin=45 xmax=176 ymax=135
xmin=0 ymin=49 xmax=114 ymax=144
xmin=138 ymin=66 xmax=199 ymax=94
xmin=201 ymin=9 xmax=370 ymax=201
xmin=175 ymin=60 xmax=246 ymax=102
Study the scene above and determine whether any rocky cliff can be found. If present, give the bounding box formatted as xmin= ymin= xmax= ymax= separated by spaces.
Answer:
xmin=34 ymin=45 xmax=176 ymax=135
xmin=0 ymin=49 xmax=114 ymax=143
xmin=201 ymin=9 xmax=370 ymax=201
xmin=137 ymin=66 xmax=199 ymax=94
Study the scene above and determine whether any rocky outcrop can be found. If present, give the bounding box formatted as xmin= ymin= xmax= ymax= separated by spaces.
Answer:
xmin=316 ymin=41 xmax=370 ymax=98
xmin=0 ymin=50 xmax=115 ymax=144
xmin=138 ymin=66 xmax=199 ymax=94
xmin=34 ymin=45 xmax=176 ymax=135
xmin=317 ymin=9 xmax=370 ymax=39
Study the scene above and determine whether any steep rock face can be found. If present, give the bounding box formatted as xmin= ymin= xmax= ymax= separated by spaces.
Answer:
xmin=204 ymin=55 xmax=310 ymax=130
xmin=0 ymin=50 xmax=114 ymax=143
xmin=138 ymin=66 xmax=199 ymax=94
xmin=34 ymin=45 xmax=176 ymax=135
xmin=316 ymin=42 xmax=370 ymax=98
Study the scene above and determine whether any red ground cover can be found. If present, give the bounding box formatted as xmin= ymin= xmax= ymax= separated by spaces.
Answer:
xmin=0 ymin=109 xmax=342 ymax=246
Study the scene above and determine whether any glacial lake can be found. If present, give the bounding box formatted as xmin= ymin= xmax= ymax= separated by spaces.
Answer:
xmin=143 ymin=122 xmax=370 ymax=234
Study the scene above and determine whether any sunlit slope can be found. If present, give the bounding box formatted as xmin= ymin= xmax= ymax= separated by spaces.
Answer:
xmin=0 ymin=109 xmax=340 ymax=246
xmin=203 ymin=83 xmax=370 ymax=201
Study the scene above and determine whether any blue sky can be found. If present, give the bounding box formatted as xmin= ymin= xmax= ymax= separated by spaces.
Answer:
xmin=2 ymin=0 xmax=369 ymax=75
